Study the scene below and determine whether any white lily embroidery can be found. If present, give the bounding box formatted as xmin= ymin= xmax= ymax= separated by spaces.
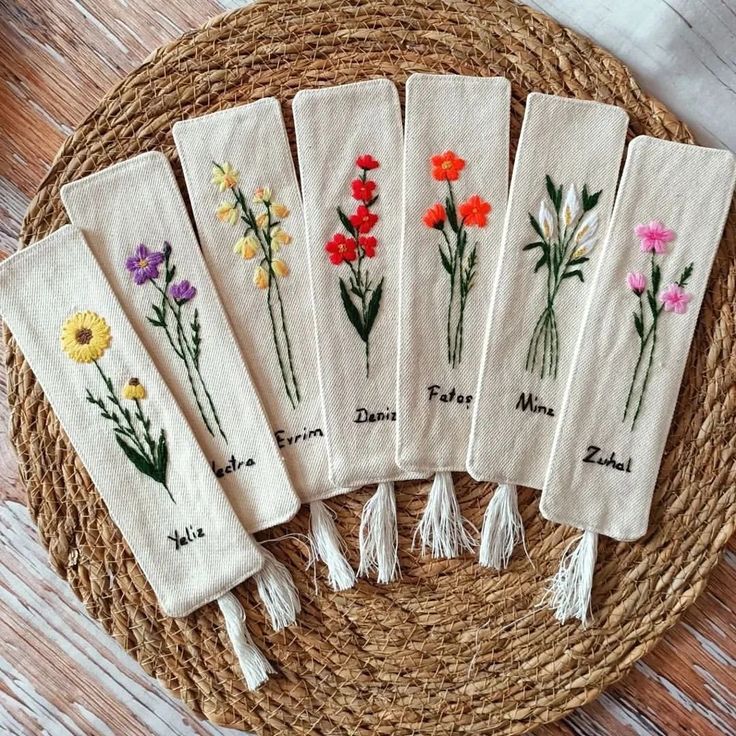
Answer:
xmin=561 ymin=184 xmax=581 ymax=229
xmin=572 ymin=210 xmax=599 ymax=255
xmin=538 ymin=199 xmax=556 ymax=241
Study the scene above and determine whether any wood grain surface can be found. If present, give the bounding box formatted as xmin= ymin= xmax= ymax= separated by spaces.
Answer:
xmin=1 ymin=1 xmax=734 ymax=734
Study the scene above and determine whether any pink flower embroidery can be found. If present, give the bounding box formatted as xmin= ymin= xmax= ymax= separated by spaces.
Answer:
xmin=626 ymin=271 xmax=647 ymax=295
xmin=634 ymin=220 xmax=675 ymax=254
xmin=659 ymin=283 xmax=692 ymax=314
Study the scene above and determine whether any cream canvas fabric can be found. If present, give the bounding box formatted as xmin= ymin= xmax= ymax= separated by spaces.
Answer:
xmin=541 ymin=137 xmax=736 ymax=541
xmin=0 ymin=226 xmax=263 ymax=618
xmin=292 ymin=80 xmax=419 ymax=488
xmin=467 ymin=94 xmax=629 ymax=488
xmin=60 ymin=152 xmax=300 ymax=533
xmin=172 ymin=99 xmax=341 ymax=504
xmin=396 ymin=74 xmax=510 ymax=472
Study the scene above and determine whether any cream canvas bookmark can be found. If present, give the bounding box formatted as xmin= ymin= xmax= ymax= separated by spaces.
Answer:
xmin=293 ymin=79 xmax=419 ymax=582
xmin=0 ymin=226 xmax=275 ymax=689
xmin=540 ymin=137 xmax=736 ymax=625
xmin=173 ymin=99 xmax=355 ymax=591
xmin=61 ymin=152 xmax=302 ymax=630
xmin=467 ymin=94 xmax=629 ymax=569
xmin=397 ymin=73 xmax=511 ymax=558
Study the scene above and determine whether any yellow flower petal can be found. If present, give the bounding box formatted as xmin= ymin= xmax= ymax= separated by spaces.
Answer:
xmin=122 ymin=378 xmax=146 ymax=400
xmin=216 ymin=201 xmax=239 ymax=226
xmin=211 ymin=163 xmax=239 ymax=192
xmin=60 ymin=311 xmax=112 ymax=363
xmin=253 ymin=186 xmax=272 ymax=203
xmin=271 ymin=202 xmax=289 ymax=219
xmin=253 ymin=266 xmax=269 ymax=289
xmin=234 ymin=235 xmax=259 ymax=260
xmin=272 ymin=259 xmax=289 ymax=277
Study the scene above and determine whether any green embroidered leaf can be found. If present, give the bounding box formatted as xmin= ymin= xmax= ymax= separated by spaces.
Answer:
xmin=567 ymin=256 xmax=590 ymax=267
xmin=365 ymin=195 xmax=379 ymax=208
xmin=339 ymin=277 xmax=366 ymax=341
xmin=529 ymin=214 xmax=546 ymax=241
xmin=562 ymin=270 xmax=584 ymax=282
xmin=337 ymin=207 xmax=356 ymax=237
xmin=115 ymin=435 xmax=158 ymax=480
xmin=545 ymin=175 xmax=560 ymax=210
xmin=456 ymin=229 xmax=467 ymax=260
xmin=445 ymin=197 xmax=459 ymax=232
xmin=652 ymin=263 xmax=661 ymax=295
xmin=633 ymin=312 xmax=643 ymax=338
xmin=523 ymin=241 xmax=545 ymax=251
xmin=678 ymin=262 xmax=694 ymax=287
xmin=534 ymin=254 xmax=548 ymax=273
xmin=147 ymin=316 xmax=165 ymax=328
xmin=156 ymin=429 xmax=169 ymax=483
xmin=438 ymin=245 xmax=453 ymax=274
xmin=191 ymin=308 xmax=202 ymax=368
xmin=363 ymin=277 xmax=384 ymax=339
xmin=647 ymin=291 xmax=658 ymax=315
xmin=582 ymin=186 xmax=602 ymax=211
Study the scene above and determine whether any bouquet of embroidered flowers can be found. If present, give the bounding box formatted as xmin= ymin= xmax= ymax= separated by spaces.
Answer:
xmin=540 ymin=137 xmax=736 ymax=625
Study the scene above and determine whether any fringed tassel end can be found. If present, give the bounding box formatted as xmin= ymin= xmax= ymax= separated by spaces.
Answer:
xmin=218 ymin=591 xmax=275 ymax=690
xmin=309 ymin=500 xmax=356 ymax=591
xmin=253 ymin=545 xmax=301 ymax=631
xmin=358 ymin=481 xmax=399 ymax=583
xmin=478 ymin=483 xmax=524 ymax=570
xmin=415 ymin=471 xmax=476 ymax=558
xmin=546 ymin=530 xmax=598 ymax=626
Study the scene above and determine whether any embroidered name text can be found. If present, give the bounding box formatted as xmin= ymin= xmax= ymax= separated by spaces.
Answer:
xmin=582 ymin=445 xmax=632 ymax=473
xmin=515 ymin=392 xmax=555 ymax=417
xmin=275 ymin=426 xmax=324 ymax=448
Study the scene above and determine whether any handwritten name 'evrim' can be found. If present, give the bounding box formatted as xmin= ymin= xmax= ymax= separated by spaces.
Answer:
xmin=275 ymin=426 xmax=324 ymax=449
xmin=515 ymin=392 xmax=554 ymax=417
xmin=583 ymin=445 xmax=632 ymax=473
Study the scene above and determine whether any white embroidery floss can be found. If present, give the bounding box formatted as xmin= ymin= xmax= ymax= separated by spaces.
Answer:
xmin=0 ymin=226 xmax=273 ymax=689
xmin=60 ymin=153 xmax=302 ymax=628
xmin=293 ymin=80 xmax=423 ymax=583
xmin=467 ymin=94 xmax=629 ymax=570
xmin=173 ymin=100 xmax=355 ymax=592
xmin=540 ymin=137 xmax=736 ymax=624
xmin=396 ymin=74 xmax=511 ymax=559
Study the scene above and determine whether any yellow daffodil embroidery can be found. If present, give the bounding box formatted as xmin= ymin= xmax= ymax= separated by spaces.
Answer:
xmin=212 ymin=162 xmax=300 ymax=409
xmin=62 ymin=312 xmax=173 ymax=503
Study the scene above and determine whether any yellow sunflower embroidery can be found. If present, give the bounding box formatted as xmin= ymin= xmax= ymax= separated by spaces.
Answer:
xmin=122 ymin=377 xmax=146 ymax=400
xmin=60 ymin=311 xmax=112 ymax=363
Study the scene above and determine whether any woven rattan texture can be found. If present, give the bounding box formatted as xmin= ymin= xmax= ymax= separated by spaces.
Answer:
xmin=5 ymin=0 xmax=735 ymax=733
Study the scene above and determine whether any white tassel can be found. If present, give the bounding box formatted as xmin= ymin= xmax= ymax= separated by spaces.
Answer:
xmin=217 ymin=591 xmax=275 ymax=690
xmin=358 ymin=481 xmax=399 ymax=583
xmin=308 ymin=500 xmax=356 ymax=591
xmin=252 ymin=545 xmax=301 ymax=631
xmin=414 ymin=471 xmax=476 ymax=558
xmin=478 ymin=483 xmax=524 ymax=570
xmin=546 ymin=529 xmax=598 ymax=626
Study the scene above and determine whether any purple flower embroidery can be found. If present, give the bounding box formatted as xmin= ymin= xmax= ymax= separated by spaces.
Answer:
xmin=169 ymin=280 xmax=197 ymax=303
xmin=126 ymin=244 xmax=165 ymax=285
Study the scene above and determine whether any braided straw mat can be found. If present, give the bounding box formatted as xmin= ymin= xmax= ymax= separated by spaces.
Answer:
xmin=5 ymin=0 xmax=735 ymax=733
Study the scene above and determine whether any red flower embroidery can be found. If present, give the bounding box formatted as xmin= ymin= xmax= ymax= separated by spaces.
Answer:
xmin=325 ymin=233 xmax=357 ymax=264
xmin=459 ymin=195 xmax=492 ymax=227
xmin=423 ymin=203 xmax=446 ymax=229
xmin=359 ymin=236 xmax=377 ymax=258
xmin=356 ymin=154 xmax=379 ymax=171
xmin=350 ymin=205 xmax=378 ymax=234
xmin=352 ymin=178 xmax=377 ymax=203
xmin=431 ymin=151 xmax=465 ymax=182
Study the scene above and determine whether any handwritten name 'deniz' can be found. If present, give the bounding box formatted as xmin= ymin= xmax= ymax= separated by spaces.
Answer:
xmin=515 ymin=392 xmax=554 ymax=417
xmin=354 ymin=407 xmax=396 ymax=423
xmin=168 ymin=525 xmax=205 ymax=550
xmin=211 ymin=455 xmax=255 ymax=478
xmin=427 ymin=384 xmax=473 ymax=408
xmin=583 ymin=445 xmax=632 ymax=473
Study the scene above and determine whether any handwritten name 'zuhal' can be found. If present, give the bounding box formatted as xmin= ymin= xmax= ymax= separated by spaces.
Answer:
xmin=582 ymin=445 xmax=632 ymax=473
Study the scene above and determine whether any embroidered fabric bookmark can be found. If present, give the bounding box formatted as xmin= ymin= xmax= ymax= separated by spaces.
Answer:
xmin=293 ymin=79 xmax=418 ymax=582
xmin=540 ymin=137 xmax=736 ymax=625
xmin=61 ymin=152 xmax=302 ymax=628
xmin=467 ymin=94 xmax=629 ymax=569
xmin=172 ymin=99 xmax=355 ymax=591
xmin=397 ymin=73 xmax=511 ymax=559
xmin=0 ymin=226 xmax=274 ymax=689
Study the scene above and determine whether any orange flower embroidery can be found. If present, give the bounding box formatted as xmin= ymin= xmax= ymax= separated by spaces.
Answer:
xmin=423 ymin=203 xmax=446 ymax=229
xmin=431 ymin=151 xmax=466 ymax=182
xmin=459 ymin=195 xmax=491 ymax=227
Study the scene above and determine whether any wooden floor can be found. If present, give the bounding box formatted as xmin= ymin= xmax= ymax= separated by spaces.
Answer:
xmin=1 ymin=1 xmax=735 ymax=734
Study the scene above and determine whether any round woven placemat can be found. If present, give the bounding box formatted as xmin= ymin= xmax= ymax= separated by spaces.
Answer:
xmin=6 ymin=0 xmax=735 ymax=733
